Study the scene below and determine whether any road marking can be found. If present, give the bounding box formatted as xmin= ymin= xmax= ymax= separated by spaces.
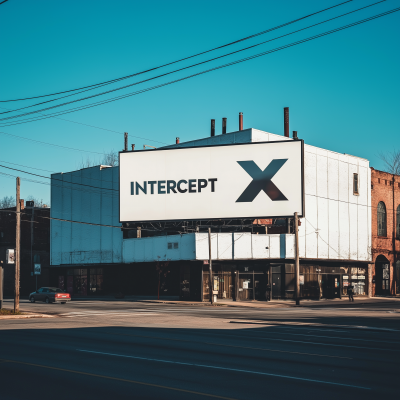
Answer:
xmin=78 ymin=349 xmax=370 ymax=390
xmin=235 ymin=334 xmax=400 ymax=352
xmin=98 ymin=330 xmax=352 ymax=359
xmin=0 ymin=358 xmax=237 ymax=400
xmin=61 ymin=313 xmax=159 ymax=318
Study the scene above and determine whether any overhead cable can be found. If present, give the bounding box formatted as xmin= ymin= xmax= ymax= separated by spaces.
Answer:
xmin=1 ymin=6 xmax=398 ymax=128
xmin=0 ymin=1 xmax=385 ymax=122
xmin=0 ymin=0 xmax=353 ymax=103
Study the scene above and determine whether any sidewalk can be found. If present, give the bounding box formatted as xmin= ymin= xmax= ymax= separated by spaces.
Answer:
xmin=40 ymin=295 xmax=400 ymax=309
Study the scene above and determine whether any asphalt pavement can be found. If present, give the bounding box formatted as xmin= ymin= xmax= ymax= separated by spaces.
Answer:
xmin=0 ymin=298 xmax=399 ymax=400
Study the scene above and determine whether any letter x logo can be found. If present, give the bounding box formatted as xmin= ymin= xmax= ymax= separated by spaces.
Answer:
xmin=236 ymin=159 xmax=288 ymax=202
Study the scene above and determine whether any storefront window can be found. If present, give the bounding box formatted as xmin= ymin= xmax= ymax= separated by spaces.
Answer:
xmin=89 ymin=268 xmax=104 ymax=294
xmin=66 ymin=269 xmax=87 ymax=295
xmin=342 ymin=266 xmax=367 ymax=296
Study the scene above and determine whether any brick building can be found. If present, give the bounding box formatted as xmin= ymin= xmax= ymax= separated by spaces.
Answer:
xmin=0 ymin=200 xmax=50 ymax=296
xmin=370 ymin=168 xmax=400 ymax=296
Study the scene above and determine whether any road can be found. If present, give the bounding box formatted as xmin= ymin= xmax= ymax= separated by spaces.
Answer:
xmin=1 ymin=298 xmax=399 ymax=400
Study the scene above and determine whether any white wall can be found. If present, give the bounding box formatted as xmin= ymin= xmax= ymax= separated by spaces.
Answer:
xmin=51 ymin=166 xmax=122 ymax=266
xmin=299 ymin=146 xmax=371 ymax=262
xmin=122 ymin=233 xmax=295 ymax=262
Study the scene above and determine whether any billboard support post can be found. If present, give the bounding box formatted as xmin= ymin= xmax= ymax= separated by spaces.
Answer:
xmin=294 ymin=212 xmax=300 ymax=306
xmin=208 ymin=227 xmax=213 ymax=305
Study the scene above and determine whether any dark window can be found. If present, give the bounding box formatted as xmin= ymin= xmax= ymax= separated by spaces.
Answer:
xmin=33 ymin=254 xmax=40 ymax=263
xmin=397 ymin=204 xmax=400 ymax=240
xmin=173 ymin=242 xmax=179 ymax=249
xmin=353 ymin=173 xmax=359 ymax=195
xmin=168 ymin=242 xmax=172 ymax=249
xmin=377 ymin=202 xmax=387 ymax=237
xmin=378 ymin=178 xmax=380 ymax=184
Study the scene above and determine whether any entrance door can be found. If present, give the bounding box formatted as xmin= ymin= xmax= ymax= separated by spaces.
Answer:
xmin=321 ymin=275 xmax=340 ymax=299
xmin=272 ymin=272 xmax=282 ymax=299
xmin=376 ymin=263 xmax=390 ymax=295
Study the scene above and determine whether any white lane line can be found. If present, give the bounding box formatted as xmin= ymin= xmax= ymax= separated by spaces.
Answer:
xmin=62 ymin=313 xmax=160 ymax=318
xmin=223 ymin=333 xmax=400 ymax=352
xmin=77 ymin=349 xmax=370 ymax=390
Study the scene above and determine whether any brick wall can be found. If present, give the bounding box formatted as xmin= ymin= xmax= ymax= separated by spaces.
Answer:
xmin=370 ymin=168 xmax=400 ymax=296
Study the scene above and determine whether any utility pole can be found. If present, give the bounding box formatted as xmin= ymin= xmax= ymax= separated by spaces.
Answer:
xmin=208 ymin=227 xmax=213 ymax=305
xmin=14 ymin=177 xmax=21 ymax=313
xmin=294 ymin=212 xmax=300 ymax=306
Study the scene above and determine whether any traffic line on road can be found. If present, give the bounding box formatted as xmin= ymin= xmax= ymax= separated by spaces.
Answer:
xmin=97 ymin=330 xmax=352 ymax=359
xmin=223 ymin=332 xmax=400 ymax=352
xmin=0 ymin=358 xmax=237 ymax=400
xmin=78 ymin=349 xmax=370 ymax=390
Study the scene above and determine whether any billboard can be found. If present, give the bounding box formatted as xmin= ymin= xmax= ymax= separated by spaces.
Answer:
xmin=119 ymin=140 xmax=304 ymax=223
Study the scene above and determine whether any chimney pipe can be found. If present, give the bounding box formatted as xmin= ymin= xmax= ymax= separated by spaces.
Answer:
xmin=124 ymin=132 xmax=128 ymax=151
xmin=222 ymin=118 xmax=227 ymax=134
xmin=284 ymin=107 xmax=289 ymax=137
xmin=210 ymin=119 xmax=215 ymax=137
xmin=292 ymin=131 xmax=298 ymax=140
xmin=239 ymin=112 xmax=243 ymax=131
xmin=176 ymin=137 xmax=180 ymax=144
xmin=131 ymin=144 xmax=135 ymax=151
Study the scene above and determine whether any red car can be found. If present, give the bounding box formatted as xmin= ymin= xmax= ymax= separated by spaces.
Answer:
xmin=29 ymin=287 xmax=71 ymax=304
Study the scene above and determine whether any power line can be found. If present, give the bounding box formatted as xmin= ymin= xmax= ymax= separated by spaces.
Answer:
xmin=0 ymin=130 xmax=104 ymax=154
xmin=1 ymin=6 xmax=398 ymax=128
xmin=0 ymin=164 xmax=119 ymax=192
xmin=0 ymin=0 xmax=354 ymax=103
xmin=0 ymin=1 xmax=386 ymax=123
xmin=0 ymin=106 xmax=169 ymax=144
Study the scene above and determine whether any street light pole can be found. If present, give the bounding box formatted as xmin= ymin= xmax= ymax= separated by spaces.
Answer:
xmin=294 ymin=212 xmax=300 ymax=306
xmin=208 ymin=227 xmax=213 ymax=305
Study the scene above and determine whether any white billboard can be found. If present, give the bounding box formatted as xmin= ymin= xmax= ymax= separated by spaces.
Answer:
xmin=119 ymin=140 xmax=304 ymax=223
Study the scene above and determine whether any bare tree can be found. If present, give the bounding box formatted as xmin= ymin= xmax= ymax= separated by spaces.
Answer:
xmin=0 ymin=195 xmax=15 ymax=209
xmin=80 ymin=157 xmax=97 ymax=169
xmin=379 ymin=150 xmax=400 ymax=175
xmin=79 ymin=150 xmax=119 ymax=169
xmin=101 ymin=150 xmax=118 ymax=167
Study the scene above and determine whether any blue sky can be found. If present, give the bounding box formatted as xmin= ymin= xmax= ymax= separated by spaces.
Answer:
xmin=0 ymin=0 xmax=399 ymax=204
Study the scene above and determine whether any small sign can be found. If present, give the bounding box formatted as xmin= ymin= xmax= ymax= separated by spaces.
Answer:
xmin=358 ymin=275 xmax=365 ymax=280
xmin=343 ymin=275 xmax=349 ymax=279
xmin=243 ymin=281 xmax=248 ymax=289
xmin=344 ymin=281 xmax=349 ymax=286
xmin=299 ymin=275 xmax=304 ymax=285
xmin=6 ymin=249 xmax=15 ymax=264
xmin=34 ymin=264 xmax=41 ymax=275
xmin=203 ymin=260 xmax=209 ymax=265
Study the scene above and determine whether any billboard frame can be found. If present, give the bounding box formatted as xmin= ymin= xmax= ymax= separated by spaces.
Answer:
xmin=119 ymin=139 xmax=305 ymax=223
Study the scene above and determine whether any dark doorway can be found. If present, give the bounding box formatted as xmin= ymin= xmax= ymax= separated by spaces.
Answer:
xmin=375 ymin=258 xmax=390 ymax=296
xmin=321 ymin=275 xmax=340 ymax=299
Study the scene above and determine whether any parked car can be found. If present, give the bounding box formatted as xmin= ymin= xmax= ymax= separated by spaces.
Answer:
xmin=29 ymin=287 xmax=71 ymax=304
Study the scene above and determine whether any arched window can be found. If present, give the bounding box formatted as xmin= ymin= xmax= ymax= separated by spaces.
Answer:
xmin=397 ymin=204 xmax=400 ymax=240
xmin=377 ymin=202 xmax=387 ymax=237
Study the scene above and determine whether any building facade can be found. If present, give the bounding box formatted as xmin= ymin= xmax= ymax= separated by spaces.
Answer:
xmin=370 ymin=168 xmax=400 ymax=296
xmin=50 ymin=128 xmax=372 ymax=300
xmin=0 ymin=201 xmax=50 ymax=296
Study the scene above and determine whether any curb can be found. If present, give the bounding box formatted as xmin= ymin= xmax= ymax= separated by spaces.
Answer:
xmin=229 ymin=320 xmax=400 ymax=332
xmin=0 ymin=313 xmax=55 ymax=320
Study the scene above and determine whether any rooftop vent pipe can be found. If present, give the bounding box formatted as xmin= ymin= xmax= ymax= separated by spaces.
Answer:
xmin=176 ymin=137 xmax=180 ymax=144
xmin=292 ymin=131 xmax=298 ymax=140
xmin=284 ymin=107 xmax=289 ymax=137
xmin=239 ymin=112 xmax=243 ymax=131
xmin=222 ymin=118 xmax=227 ymax=134
xmin=131 ymin=144 xmax=135 ymax=151
xmin=124 ymin=132 xmax=128 ymax=151
xmin=211 ymin=119 xmax=215 ymax=137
